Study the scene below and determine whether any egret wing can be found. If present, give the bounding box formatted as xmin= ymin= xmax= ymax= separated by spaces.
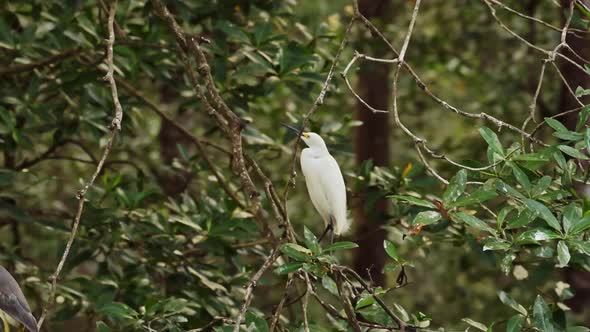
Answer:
xmin=0 ymin=267 xmax=38 ymax=332
xmin=301 ymin=150 xmax=331 ymax=224
xmin=318 ymin=156 xmax=348 ymax=234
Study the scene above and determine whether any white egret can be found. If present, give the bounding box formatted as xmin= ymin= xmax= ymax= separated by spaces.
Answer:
xmin=0 ymin=266 xmax=38 ymax=332
xmin=284 ymin=124 xmax=349 ymax=243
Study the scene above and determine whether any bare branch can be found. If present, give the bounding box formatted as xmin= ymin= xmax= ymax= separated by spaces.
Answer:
xmin=37 ymin=2 xmax=123 ymax=328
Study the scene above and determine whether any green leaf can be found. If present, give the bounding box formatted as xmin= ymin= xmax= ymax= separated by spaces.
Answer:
xmin=575 ymin=86 xmax=590 ymax=97
xmin=323 ymin=241 xmax=359 ymax=252
xmin=558 ymin=145 xmax=589 ymax=160
xmin=388 ymin=195 xmax=436 ymax=209
xmin=570 ymin=215 xmax=590 ymax=234
xmin=483 ymin=238 xmax=511 ymax=251
xmin=501 ymin=253 xmax=516 ymax=275
xmin=246 ymin=311 xmax=269 ymax=332
xmin=506 ymin=315 xmax=525 ymax=332
xmin=96 ymin=302 xmax=138 ymax=320
xmin=509 ymin=163 xmax=531 ymax=191
xmin=566 ymin=327 xmax=590 ymax=332
xmin=96 ymin=321 xmax=111 ymax=332
xmin=562 ymin=204 xmax=581 ymax=235
xmin=451 ymin=212 xmax=496 ymax=234
xmin=448 ymin=187 xmax=498 ymax=208
xmin=443 ymin=169 xmax=467 ymax=205
xmin=494 ymin=180 xmax=526 ymax=199
xmin=321 ymin=276 xmax=338 ymax=296
xmin=355 ymin=295 xmax=376 ymax=310
xmin=462 ymin=318 xmax=487 ymax=331
xmin=577 ymin=105 xmax=590 ymax=131
xmin=533 ymin=295 xmax=556 ymax=332
xmin=525 ymin=199 xmax=562 ymax=232
xmin=557 ymin=241 xmax=570 ymax=267
xmin=516 ymin=228 xmax=560 ymax=244
xmin=553 ymin=150 xmax=567 ymax=169
xmin=303 ymin=226 xmax=321 ymax=256
xmin=411 ymin=211 xmax=442 ymax=226
xmin=479 ymin=127 xmax=505 ymax=156
xmin=274 ymin=262 xmax=303 ymax=275
xmin=280 ymin=243 xmax=312 ymax=261
xmin=545 ymin=118 xmax=569 ymax=132
xmin=498 ymin=291 xmax=527 ymax=315
xmin=586 ymin=128 xmax=590 ymax=156
xmin=497 ymin=206 xmax=514 ymax=229
xmin=383 ymin=240 xmax=399 ymax=261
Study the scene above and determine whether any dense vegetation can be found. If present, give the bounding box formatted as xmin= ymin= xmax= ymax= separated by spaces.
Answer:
xmin=1 ymin=0 xmax=590 ymax=331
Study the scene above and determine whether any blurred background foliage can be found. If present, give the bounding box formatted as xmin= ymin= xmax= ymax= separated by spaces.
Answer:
xmin=1 ymin=0 xmax=590 ymax=331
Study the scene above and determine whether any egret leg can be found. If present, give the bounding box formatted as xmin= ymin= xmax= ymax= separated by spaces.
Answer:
xmin=318 ymin=220 xmax=334 ymax=243
xmin=2 ymin=316 xmax=9 ymax=332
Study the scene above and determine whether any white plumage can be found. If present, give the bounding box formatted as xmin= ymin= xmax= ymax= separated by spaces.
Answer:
xmin=299 ymin=132 xmax=349 ymax=236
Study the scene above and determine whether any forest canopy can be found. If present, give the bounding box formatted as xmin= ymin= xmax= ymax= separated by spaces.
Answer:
xmin=1 ymin=0 xmax=590 ymax=331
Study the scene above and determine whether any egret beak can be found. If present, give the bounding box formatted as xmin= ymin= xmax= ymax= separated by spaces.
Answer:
xmin=281 ymin=123 xmax=302 ymax=135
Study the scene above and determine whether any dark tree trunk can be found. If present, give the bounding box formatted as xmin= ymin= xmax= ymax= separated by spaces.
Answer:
xmin=352 ymin=0 xmax=391 ymax=286
xmin=557 ymin=0 xmax=590 ymax=318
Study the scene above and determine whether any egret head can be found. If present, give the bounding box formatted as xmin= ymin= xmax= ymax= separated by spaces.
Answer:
xmin=281 ymin=123 xmax=328 ymax=151
xmin=300 ymin=132 xmax=327 ymax=149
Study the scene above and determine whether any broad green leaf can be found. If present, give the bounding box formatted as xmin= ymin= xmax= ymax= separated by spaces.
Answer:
xmin=577 ymin=105 xmax=590 ymax=131
xmin=497 ymin=206 xmax=514 ymax=229
xmin=562 ymin=204 xmax=581 ymax=235
xmin=566 ymin=327 xmax=590 ymax=332
xmin=321 ymin=276 xmax=338 ymax=296
xmin=498 ymin=291 xmax=527 ymax=315
xmin=411 ymin=211 xmax=442 ymax=226
xmin=553 ymin=131 xmax=583 ymax=141
xmin=545 ymin=118 xmax=569 ymax=132
xmin=280 ymin=243 xmax=312 ymax=261
xmin=355 ymin=295 xmax=376 ymax=310
xmin=516 ymin=228 xmax=560 ymax=244
xmin=525 ymin=199 xmax=561 ymax=232
xmin=97 ymin=302 xmax=138 ymax=320
xmin=274 ymin=262 xmax=303 ymax=275
xmin=443 ymin=169 xmax=467 ymax=205
xmin=494 ymin=180 xmax=525 ymax=199
xmin=575 ymin=86 xmax=590 ymax=97
xmin=532 ymin=176 xmax=552 ymax=197
xmin=509 ymin=163 xmax=530 ymax=191
xmin=483 ymin=238 xmax=511 ymax=251
xmin=534 ymin=246 xmax=555 ymax=258
xmin=568 ymin=240 xmax=590 ymax=256
xmin=558 ymin=145 xmax=589 ymax=160
xmin=389 ymin=195 xmax=436 ymax=209
xmin=557 ymin=241 xmax=570 ymax=267
xmin=448 ymin=187 xmax=498 ymax=208
xmin=533 ymin=295 xmax=556 ymax=332
xmin=303 ymin=226 xmax=321 ymax=256
xmin=451 ymin=212 xmax=496 ymax=234
xmin=462 ymin=318 xmax=487 ymax=331
xmin=246 ymin=311 xmax=269 ymax=332
xmin=96 ymin=321 xmax=110 ymax=332
xmin=553 ymin=150 xmax=567 ymax=169
xmin=323 ymin=241 xmax=358 ymax=252
xmin=479 ymin=127 xmax=504 ymax=156
xmin=501 ymin=253 xmax=516 ymax=275
xmin=506 ymin=314 xmax=525 ymax=332
xmin=383 ymin=240 xmax=399 ymax=261
xmin=570 ymin=215 xmax=590 ymax=235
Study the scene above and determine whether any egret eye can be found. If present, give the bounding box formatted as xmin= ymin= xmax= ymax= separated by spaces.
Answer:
xmin=302 ymin=133 xmax=310 ymax=139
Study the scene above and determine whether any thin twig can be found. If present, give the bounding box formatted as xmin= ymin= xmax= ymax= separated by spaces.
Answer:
xmin=233 ymin=249 xmax=280 ymax=332
xmin=37 ymin=2 xmax=122 ymax=328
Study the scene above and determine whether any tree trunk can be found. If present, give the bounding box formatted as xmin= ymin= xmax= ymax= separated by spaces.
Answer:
xmin=558 ymin=0 xmax=590 ymax=318
xmin=352 ymin=0 xmax=391 ymax=286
